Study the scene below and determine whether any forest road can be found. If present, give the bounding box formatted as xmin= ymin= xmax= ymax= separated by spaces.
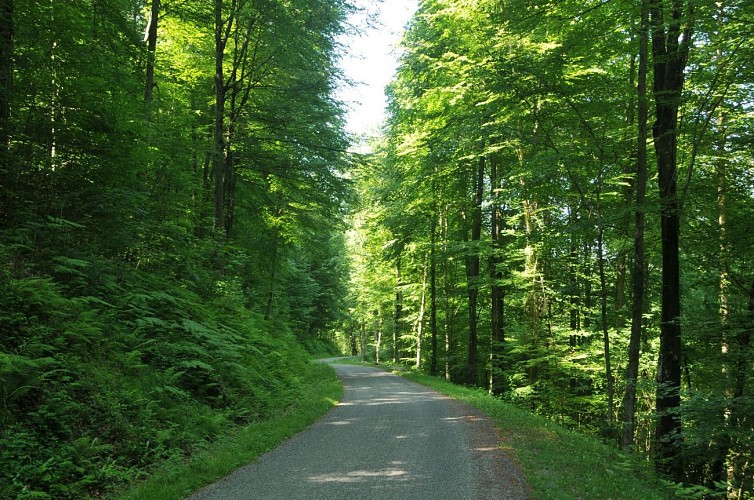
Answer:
xmin=189 ymin=363 xmax=529 ymax=500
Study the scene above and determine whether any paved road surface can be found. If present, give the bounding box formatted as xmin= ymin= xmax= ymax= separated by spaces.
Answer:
xmin=190 ymin=363 xmax=528 ymax=499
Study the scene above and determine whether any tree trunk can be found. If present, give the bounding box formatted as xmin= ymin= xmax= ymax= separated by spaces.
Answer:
xmin=464 ymin=156 xmax=484 ymax=385
xmin=359 ymin=319 xmax=366 ymax=363
xmin=729 ymin=279 xmax=754 ymax=495
xmin=144 ymin=0 xmax=159 ymax=105
xmin=650 ymin=0 xmax=693 ymax=479
xmin=0 ymin=0 xmax=12 ymax=214
xmin=375 ymin=311 xmax=382 ymax=365
xmin=394 ymin=258 xmax=402 ymax=364
xmin=598 ymin=225 xmax=614 ymax=426
xmin=430 ymin=213 xmax=438 ymax=376
xmin=569 ymin=214 xmax=580 ymax=346
xmin=442 ymin=214 xmax=453 ymax=381
xmin=616 ymin=50 xmax=638 ymax=329
xmin=489 ymin=153 xmax=506 ymax=394
xmin=622 ymin=0 xmax=649 ymax=453
xmin=213 ymin=0 xmax=227 ymax=232
xmin=415 ymin=252 xmax=429 ymax=368
xmin=0 ymin=0 xmax=11 ymax=147
xmin=583 ymin=240 xmax=593 ymax=330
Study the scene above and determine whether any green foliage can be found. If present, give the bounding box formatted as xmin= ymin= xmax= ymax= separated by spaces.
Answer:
xmin=117 ymin=363 xmax=342 ymax=500
xmin=349 ymin=0 xmax=754 ymax=495
xmin=0 ymin=0 xmax=354 ymax=496
xmin=0 ymin=239 xmax=335 ymax=497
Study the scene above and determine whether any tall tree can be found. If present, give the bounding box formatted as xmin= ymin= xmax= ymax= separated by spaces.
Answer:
xmin=464 ymin=155 xmax=484 ymax=384
xmin=489 ymin=152 xmax=506 ymax=394
xmin=622 ymin=0 xmax=650 ymax=453
xmin=0 ymin=0 xmax=12 ymax=215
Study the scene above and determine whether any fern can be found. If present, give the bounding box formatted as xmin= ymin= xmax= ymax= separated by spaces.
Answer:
xmin=51 ymin=256 xmax=91 ymax=277
xmin=0 ymin=353 xmax=57 ymax=409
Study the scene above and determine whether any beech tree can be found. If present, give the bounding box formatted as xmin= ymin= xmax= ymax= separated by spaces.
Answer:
xmin=351 ymin=0 xmax=753 ymax=494
xmin=0 ymin=0 xmax=353 ymax=495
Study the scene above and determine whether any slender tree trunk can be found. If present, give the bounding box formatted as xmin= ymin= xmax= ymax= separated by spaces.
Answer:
xmin=144 ymin=0 xmax=159 ymax=105
xmin=213 ymin=0 xmax=227 ymax=232
xmin=394 ymin=258 xmax=402 ymax=364
xmin=729 ymin=280 xmax=754 ymax=496
xmin=359 ymin=319 xmax=366 ymax=363
xmin=489 ymin=153 xmax=506 ymax=394
xmin=0 ymin=0 xmax=12 ymax=215
xmin=616 ymin=50 xmax=638 ymax=329
xmin=430 ymin=213 xmax=438 ymax=376
xmin=650 ymin=0 xmax=693 ymax=479
xmin=465 ymin=156 xmax=484 ymax=385
xmin=375 ymin=311 xmax=382 ymax=365
xmin=0 ymin=0 xmax=11 ymax=149
xmin=224 ymin=127 xmax=236 ymax=235
xmin=48 ymin=5 xmax=60 ymax=171
xmin=622 ymin=0 xmax=650 ymax=453
xmin=598 ymin=225 xmax=614 ymax=426
xmin=711 ymin=93 xmax=732 ymax=494
xmin=523 ymin=196 xmax=540 ymax=381
xmin=569 ymin=213 xmax=580 ymax=345
xmin=350 ymin=316 xmax=358 ymax=356
xmin=583 ymin=240 xmax=593 ymax=330
xmin=415 ymin=252 xmax=428 ymax=368
xmin=442 ymin=213 xmax=452 ymax=381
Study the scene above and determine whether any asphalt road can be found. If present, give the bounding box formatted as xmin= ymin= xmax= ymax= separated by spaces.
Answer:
xmin=190 ymin=363 xmax=528 ymax=499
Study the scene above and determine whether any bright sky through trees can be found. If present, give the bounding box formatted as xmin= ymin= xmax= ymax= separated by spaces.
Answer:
xmin=337 ymin=0 xmax=417 ymax=139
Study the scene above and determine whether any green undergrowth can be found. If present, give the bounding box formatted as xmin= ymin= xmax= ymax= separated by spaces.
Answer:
xmin=401 ymin=371 xmax=675 ymax=500
xmin=0 ymin=235 xmax=342 ymax=499
xmin=116 ymin=362 xmax=342 ymax=499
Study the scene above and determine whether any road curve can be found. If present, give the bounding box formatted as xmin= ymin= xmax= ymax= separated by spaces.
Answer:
xmin=190 ymin=363 xmax=529 ymax=499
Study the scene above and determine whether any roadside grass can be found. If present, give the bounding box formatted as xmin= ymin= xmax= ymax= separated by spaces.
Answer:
xmin=115 ymin=363 xmax=342 ymax=500
xmin=401 ymin=371 xmax=675 ymax=500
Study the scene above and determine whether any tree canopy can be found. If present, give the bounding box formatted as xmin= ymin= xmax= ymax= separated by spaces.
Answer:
xmin=348 ymin=0 xmax=753 ymax=496
xmin=1 ymin=0 xmax=752 ymax=497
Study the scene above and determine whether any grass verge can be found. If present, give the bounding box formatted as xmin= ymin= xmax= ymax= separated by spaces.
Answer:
xmin=401 ymin=371 xmax=675 ymax=500
xmin=115 ymin=362 xmax=342 ymax=500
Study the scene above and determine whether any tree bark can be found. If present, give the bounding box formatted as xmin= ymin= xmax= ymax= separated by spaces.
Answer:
xmin=489 ymin=153 xmax=506 ymax=394
xmin=359 ymin=319 xmax=366 ymax=363
xmin=464 ymin=156 xmax=484 ymax=385
xmin=144 ymin=0 xmax=159 ymax=105
xmin=415 ymin=252 xmax=429 ymax=368
xmin=393 ymin=258 xmax=402 ymax=364
xmin=598 ymin=225 xmax=614 ymax=426
xmin=0 ymin=0 xmax=12 ymax=214
xmin=430 ymin=213 xmax=438 ymax=376
xmin=0 ymin=0 xmax=11 ymax=145
xmin=375 ymin=311 xmax=382 ymax=365
xmin=213 ymin=0 xmax=227 ymax=232
xmin=622 ymin=0 xmax=649 ymax=453
xmin=650 ymin=0 xmax=693 ymax=479
xmin=729 ymin=279 xmax=754 ymax=495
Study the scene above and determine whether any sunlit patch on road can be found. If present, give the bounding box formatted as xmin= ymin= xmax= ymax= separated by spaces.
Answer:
xmin=308 ymin=468 xmax=411 ymax=483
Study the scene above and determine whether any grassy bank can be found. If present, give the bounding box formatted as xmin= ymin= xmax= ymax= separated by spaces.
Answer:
xmin=401 ymin=372 xmax=674 ymax=499
xmin=116 ymin=362 xmax=342 ymax=499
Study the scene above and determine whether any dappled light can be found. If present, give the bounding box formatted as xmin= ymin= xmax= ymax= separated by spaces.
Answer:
xmin=1 ymin=0 xmax=752 ymax=497
xmin=307 ymin=467 xmax=412 ymax=484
